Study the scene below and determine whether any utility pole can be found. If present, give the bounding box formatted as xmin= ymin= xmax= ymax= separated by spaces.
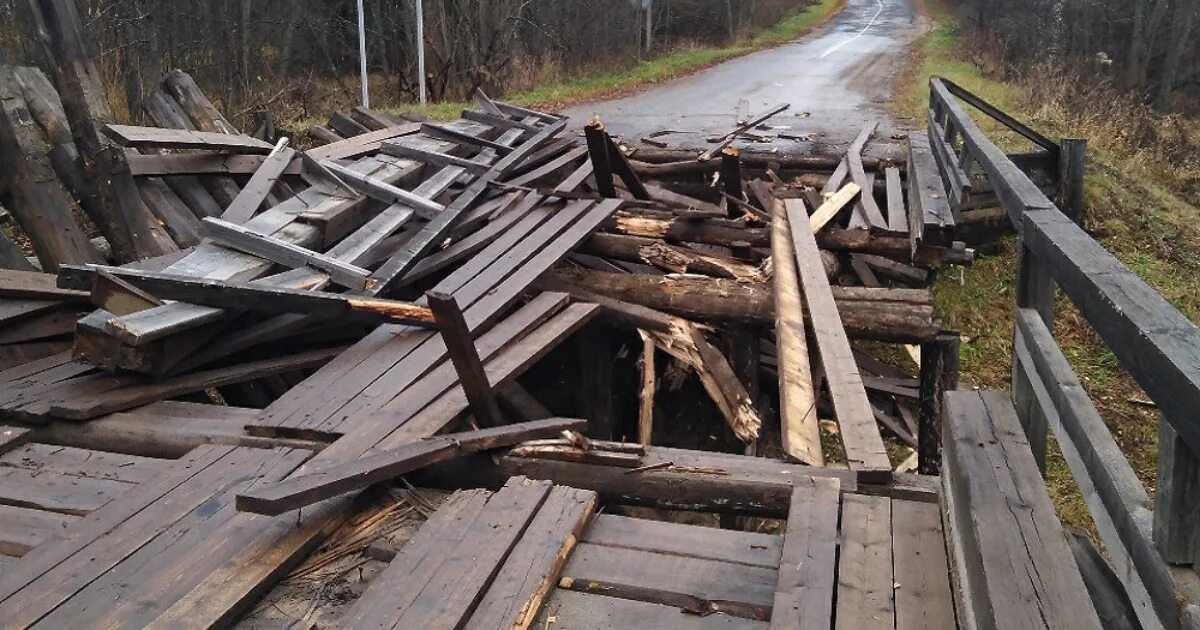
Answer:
xmin=356 ymin=0 xmax=369 ymax=107
xmin=416 ymin=0 xmax=427 ymax=105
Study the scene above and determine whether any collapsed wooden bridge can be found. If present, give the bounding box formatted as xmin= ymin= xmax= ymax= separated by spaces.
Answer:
xmin=1 ymin=3 xmax=1198 ymax=627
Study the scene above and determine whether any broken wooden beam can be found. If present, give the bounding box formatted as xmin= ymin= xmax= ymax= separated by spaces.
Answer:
xmin=235 ymin=418 xmax=586 ymax=515
xmin=427 ymin=291 xmax=506 ymax=428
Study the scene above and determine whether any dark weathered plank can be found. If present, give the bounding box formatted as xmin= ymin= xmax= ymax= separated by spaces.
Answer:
xmin=534 ymin=588 xmax=767 ymax=629
xmin=892 ymin=499 xmax=955 ymax=630
xmin=201 ymin=217 xmax=372 ymax=290
xmin=884 ymin=166 xmax=908 ymax=234
xmin=103 ymin=124 xmax=273 ymax=152
xmin=835 ymin=493 xmax=894 ymax=630
xmin=0 ymin=504 xmax=77 ymax=557
xmin=582 ymin=513 xmax=783 ymax=569
xmin=427 ymin=291 xmax=506 ymax=427
xmin=943 ymin=389 xmax=1102 ymax=629
xmin=770 ymin=477 xmax=841 ymax=629
xmin=466 ymin=486 xmax=598 ymax=629
xmin=219 ymin=144 xmax=296 ymax=224
xmin=560 ymin=542 xmax=776 ymax=619
xmin=235 ymin=418 xmax=585 ymax=515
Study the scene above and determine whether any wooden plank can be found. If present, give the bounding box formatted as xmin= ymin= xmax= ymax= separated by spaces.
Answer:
xmin=907 ymin=132 xmax=954 ymax=250
xmin=943 ymin=390 xmax=1103 ymax=629
xmin=427 ymin=290 xmax=506 ymax=427
xmin=583 ymin=514 xmax=782 ymax=569
xmin=845 ymin=123 xmax=888 ymax=231
xmin=786 ymin=200 xmax=891 ymax=482
xmin=835 ymin=493 xmax=894 ymax=630
xmin=125 ymin=152 xmax=302 ymax=176
xmin=466 ymin=486 xmax=598 ymax=630
xmin=342 ymin=488 xmax=494 ymax=627
xmin=420 ymin=122 xmax=513 ymax=154
xmin=560 ymin=542 xmax=776 ymax=619
xmin=201 ymin=217 xmax=372 ymax=290
xmin=219 ymin=144 xmax=296 ymax=224
xmin=47 ymin=346 xmax=343 ymax=420
xmin=809 ymin=183 xmax=862 ymax=233
xmin=771 ymin=199 xmax=823 ymax=466
xmin=892 ymin=500 xmax=955 ymax=630
xmin=0 ymin=426 xmax=30 ymax=456
xmin=235 ymin=418 xmax=585 ymax=515
xmin=319 ymin=158 xmax=446 ymax=219
xmin=391 ymin=477 xmax=554 ymax=628
xmin=379 ymin=140 xmax=490 ymax=174
xmin=305 ymin=123 xmax=420 ymax=161
xmin=584 ymin=121 xmax=617 ymax=197
xmin=0 ymin=503 xmax=77 ymax=557
xmin=0 ymin=465 xmax=132 ymax=515
xmin=103 ymin=124 xmax=273 ymax=152
xmin=535 ymin=588 xmax=767 ymax=629
xmin=770 ymin=477 xmax=841 ymax=629
xmin=0 ymin=270 xmax=88 ymax=301
xmin=70 ymin=265 xmax=431 ymax=326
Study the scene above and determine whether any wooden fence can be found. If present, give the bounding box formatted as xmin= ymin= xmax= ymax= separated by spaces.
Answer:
xmin=929 ymin=76 xmax=1200 ymax=630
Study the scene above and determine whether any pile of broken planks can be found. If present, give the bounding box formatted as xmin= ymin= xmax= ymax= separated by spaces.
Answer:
xmin=0 ymin=64 xmax=976 ymax=624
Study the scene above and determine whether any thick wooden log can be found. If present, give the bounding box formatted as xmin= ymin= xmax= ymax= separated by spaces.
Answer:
xmin=544 ymin=268 xmax=940 ymax=343
xmin=22 ymin=0 xmax=174 ymax=262
xmin=0 ymin=65 xmax=102 ymax=271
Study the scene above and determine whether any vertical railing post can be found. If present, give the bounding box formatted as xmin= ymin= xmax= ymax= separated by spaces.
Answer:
xmin=1057 ymin=138 xmax=1087 ymax=224
xmin=1012 ymin=213 xmax=1056 ymax=472
xmin=1154 ymin=419 xmax=1200 ymax=565
xmin=918 ymin=332 xmax=960 ymax=475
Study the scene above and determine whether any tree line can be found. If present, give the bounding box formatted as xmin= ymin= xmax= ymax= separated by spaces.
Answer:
xmin=0 ymin=0 xmax=811 ymax=127
xmin=964 ymin=0 xmax=1198 ymax=113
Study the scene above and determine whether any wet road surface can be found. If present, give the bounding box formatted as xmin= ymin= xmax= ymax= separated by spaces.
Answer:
xmin=561 ymin=0 xmax=922 ymax=155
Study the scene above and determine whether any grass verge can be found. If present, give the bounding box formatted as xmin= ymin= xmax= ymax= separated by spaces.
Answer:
xmin=377 ymin=0 xmax=845 ymax=122
xmin=898 ymin=1 xmax=1200 ymax=532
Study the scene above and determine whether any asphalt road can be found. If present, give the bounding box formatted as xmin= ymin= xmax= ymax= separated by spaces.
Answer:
xmin=561 ymin=0 xmax=922 ymax=156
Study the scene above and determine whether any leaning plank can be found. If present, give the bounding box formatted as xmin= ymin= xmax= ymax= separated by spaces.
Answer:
xmin=770 ymin=477 xmax=841 ymax=629
xmin=809 ymin=183 xmax=862 ymax=233
xmin=201 ymin=217 xmax=372 ymax=290
xmin=235 ymin=418 xmax=586 ymax=515
xmin=771 ymin=199 xmax=823 ymax=466
xmin=786 ymin=200 xmax=891 ymax=482
xmin=885 ymin=166 xmax=908 ymax=234
xmin=321 ymin=157 xmax=447 ymax=219
xmin=103 ymin=124 xmax=273 ymax=153
xmin=48 ymin=346 xmax=344 ymax=420
xmin=428 ymin=291 xmax=506 ymax=427
xmin=379 ymin=140 xmax=490 ymax=174
xmin=219 ymin=143 xmax=296 ymax=224
xmin=465 ymin=486 xmax=598 ymax=630
xmin=845 ymin=123 xmax=888 ymax=231
xmin=305 ymin=123 xmax=421 ymax=161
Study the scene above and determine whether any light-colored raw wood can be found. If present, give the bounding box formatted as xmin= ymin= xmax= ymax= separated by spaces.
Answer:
xmin=638 ymin=332 xmax=656 ymax=445
xmin=809 ymin=183 xmax=862 ymax=233
xmin=772 ymin=200 xmax=823 ymax=466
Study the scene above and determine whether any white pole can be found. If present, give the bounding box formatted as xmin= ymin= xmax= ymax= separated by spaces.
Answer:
xmin=416 ymin=0 xmax=427 ymax=105
xmin=357 ymin=0 xmax=369 ymax=107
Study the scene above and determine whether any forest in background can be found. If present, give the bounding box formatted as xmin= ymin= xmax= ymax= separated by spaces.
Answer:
xmin=962 ymin=0 xmax=1198 ymax=113
xmin=0 ymin=0 xmax=810 ymax=129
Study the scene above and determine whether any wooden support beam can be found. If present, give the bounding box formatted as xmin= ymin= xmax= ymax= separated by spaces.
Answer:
xmin=378 ymin=141 xmax=490 ymax=175
xmin=584 ymin=120 xmax=617 ymax=198
xmin=786 ymin=199 xmax=892 ymax=482
xmin=772 ymin=198 xmax=823 ymax=466
xmin=884 ymin=166 xmax=907 ymax=234
xmin=201 ymin=217 xmax=372 ymax=291
xmin=102 ymin=124 xmax=272 ymax=153
xmin=427 ymin=290 xmax=506 ymax=428
xmin=235 ymin=418 xmax=585 ymax=515
xmin=720 ymin=147 xmax=743 ymax=214
xmin=846 ymin=123 xmax=888 ymax=231
xmin=63 ymin=265 xmax=435 ymax=327
xmin=918 ymin=332 xmax=960 ymax=475
xmin=418 ymin=122 xmax=512 ymax=154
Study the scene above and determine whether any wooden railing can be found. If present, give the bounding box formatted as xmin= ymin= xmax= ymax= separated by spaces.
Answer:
xmin=929 ymin=76 xmax=1200 ymax=630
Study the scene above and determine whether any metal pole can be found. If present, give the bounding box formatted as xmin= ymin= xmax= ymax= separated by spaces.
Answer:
xmin=357 ymin=0 xmax=369 ymax=107
xmin=416 ymin=0 xmax=427 ymax=105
